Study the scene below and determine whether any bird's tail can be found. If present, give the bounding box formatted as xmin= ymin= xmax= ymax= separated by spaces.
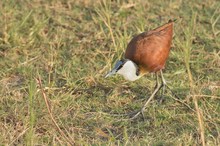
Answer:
xmin=168 ymin=19 xmax=177 ymax=23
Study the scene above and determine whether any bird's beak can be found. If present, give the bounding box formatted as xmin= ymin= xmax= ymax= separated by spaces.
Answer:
xmin=105 ymin=68 xmax=117 ymax=78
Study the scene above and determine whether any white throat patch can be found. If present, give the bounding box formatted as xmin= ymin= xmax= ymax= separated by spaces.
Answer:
xmin=117 ymin=60 xmax=141 ymax=81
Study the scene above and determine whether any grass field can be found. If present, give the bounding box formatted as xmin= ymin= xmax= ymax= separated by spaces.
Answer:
xmin=0 ymin=0 xmax=220 ymax=145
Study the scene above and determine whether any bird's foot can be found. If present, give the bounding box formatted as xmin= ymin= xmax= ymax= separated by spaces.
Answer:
xmin=129 ymin=107 xmax=147 ymax=121
xmin=129 ymin=111 xmax=141 ymax=120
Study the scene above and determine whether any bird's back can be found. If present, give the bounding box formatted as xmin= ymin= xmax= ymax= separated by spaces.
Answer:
xmin=125 ymin=21 xmax=174 ymax=74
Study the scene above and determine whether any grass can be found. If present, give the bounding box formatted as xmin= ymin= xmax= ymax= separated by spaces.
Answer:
xmin=0 ymin=0 xmax=220 ymax=145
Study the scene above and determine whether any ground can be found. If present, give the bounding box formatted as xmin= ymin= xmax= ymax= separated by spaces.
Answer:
xmin=0 ymin=0 xmax=219 ymax=145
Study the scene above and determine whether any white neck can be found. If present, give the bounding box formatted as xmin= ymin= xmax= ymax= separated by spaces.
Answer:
xmin=117 ymin=60 xmax=141 ymax=81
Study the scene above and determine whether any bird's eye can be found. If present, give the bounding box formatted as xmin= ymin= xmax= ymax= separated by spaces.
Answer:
xmin=116 ymin=64 xmax=123 ymax=71
xmin=114 ymin=60 xmax=124 ymax=72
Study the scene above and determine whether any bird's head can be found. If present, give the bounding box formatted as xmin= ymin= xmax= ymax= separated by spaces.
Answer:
xmin=105 ymin=59 xmax=141 ymax=81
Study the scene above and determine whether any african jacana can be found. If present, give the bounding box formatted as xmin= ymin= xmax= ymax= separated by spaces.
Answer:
xmin=105 ymin=20 xmax=174 ymax=119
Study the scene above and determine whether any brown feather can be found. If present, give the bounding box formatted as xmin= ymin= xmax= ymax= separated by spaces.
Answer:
xmin=125 ymin=21 xmax=174 ymax=74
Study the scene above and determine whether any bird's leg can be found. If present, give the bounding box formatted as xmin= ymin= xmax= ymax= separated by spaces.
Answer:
xmin=131 ymin=72 xmax=162 ymax=120
xmin=160 ymin=70 xmax=166 ymax=92
xmin=154 ymin=71 xmax=160 ymax=90
xmin=141 ymin=73 xmax=163 ymax=113
xmin=160 ymin=70 xmax=182 ymax=101
xmin=158 ymin=70 xmax=167 ymax=102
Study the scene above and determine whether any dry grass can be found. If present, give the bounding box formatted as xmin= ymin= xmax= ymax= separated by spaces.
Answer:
xmin=0 ymin=0 xmax=220 ymax=145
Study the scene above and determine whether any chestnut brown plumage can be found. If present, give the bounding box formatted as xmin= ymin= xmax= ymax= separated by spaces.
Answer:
xmin=105 ymin=20 xmax=175 ymax=119
xmin=125 ymin=21 xmax=173 ymax=74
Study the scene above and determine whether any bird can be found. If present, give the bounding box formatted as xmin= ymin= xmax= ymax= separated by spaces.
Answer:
xmin=105 ymin=20 xmax=174 ymax=119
